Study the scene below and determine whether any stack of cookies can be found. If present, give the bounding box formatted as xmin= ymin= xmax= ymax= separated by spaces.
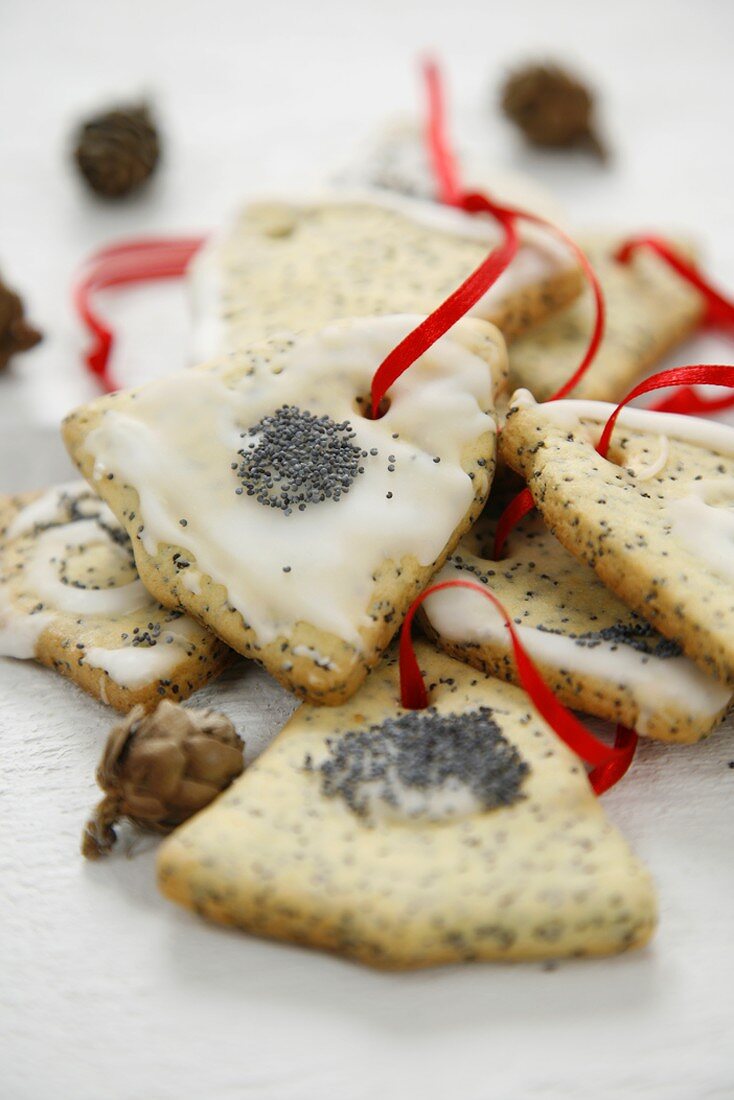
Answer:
xmin=2 ymin=163 xmax=730 ymax=969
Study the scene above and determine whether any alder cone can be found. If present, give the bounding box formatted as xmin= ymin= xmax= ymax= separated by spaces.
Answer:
xmin=0 ymin=276 xmax=42 ymax=370
xmin=74 ymin=104 xmax=161 ymax=198
xmin=82 ymin=701 xmax=244 ymax=858
xmin=501 ymin=64 xmax=606 ymax=159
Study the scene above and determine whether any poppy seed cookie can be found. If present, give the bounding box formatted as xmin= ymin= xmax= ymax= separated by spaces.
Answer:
xmin=63 ymin=315 xmax=505 ymax=706
xmin=0 ymin=482 xmax=232 ymax=711
xmin=189 ymin=192 xmax=583 ymax=360
xmin=157 ymin=642 xmax=657 ymax=969
xmin=508 ymin=235 xmax=704 ymax=402
xmin=333 ymin=118 xmax=565 ymax=219
xmin=422 ymin=510 xmax=731 ymax=742
xmin=500 ymin=390 xmax=734 ymax=687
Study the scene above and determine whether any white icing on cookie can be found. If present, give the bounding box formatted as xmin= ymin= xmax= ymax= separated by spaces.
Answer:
xmin=626 ymin=435 xmax=670 ymax=481
xmin=0 ymin=588 xmax=53 ymax=658
xmin=291 ymin=644 xmax=336 ymax=670
xmin=1 ymin=483 xmax=213 ymax=693
xmin=510 ymin=390 xmax=734 ymax=457
xmin=424 ymin=571 xmax=731 ymax=735
xmin=6 ymin=481 xmax=91 ymax=538
xmin=1 ymin=484 xmax=150 ymax=659
xmin=26 ymin=521 xmax=150 ymax=616
xmin=83 ymin=621 xmax=200 ymax=689
xmin=181 ymin=568 xmax=202 ymax=596
xmin=666 ymin=478 xmax=734 ymax=582
xmin=83 ymin=315 xmax=497 ymax=648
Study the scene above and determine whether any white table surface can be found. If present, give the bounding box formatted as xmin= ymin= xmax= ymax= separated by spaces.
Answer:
xmin=2 ymin=1 xmax=734 ymax=1097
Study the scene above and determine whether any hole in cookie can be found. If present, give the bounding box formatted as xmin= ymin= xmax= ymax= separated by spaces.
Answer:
xmin=355 ymin=394 xmax=391 ymax=420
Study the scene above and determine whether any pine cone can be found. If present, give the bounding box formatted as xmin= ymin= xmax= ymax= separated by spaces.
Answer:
xmin=74 ymin=104 xmax=160 ymax=199
xmin=501 ymin=64 xmax=606 ymax=159
xmin=82 ymin=701 xmax=244 ymax=858
xmin=0 ymin=276 xmax=42 ymax=371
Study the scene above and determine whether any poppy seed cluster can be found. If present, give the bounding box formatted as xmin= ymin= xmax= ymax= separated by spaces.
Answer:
xmin=307 ymin=706 xmax=529 ymax=818
xmin=536 ymin=619 xmax=683 ymax=658
xmin=578 ymin=621 xmax=682 ymax=658
xmin=233 ymin=405 xmax=365 ymax=513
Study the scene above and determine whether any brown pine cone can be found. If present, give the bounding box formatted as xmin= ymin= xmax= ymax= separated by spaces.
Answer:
xmin=0 ymin=276 xmax=42 ymax=371
xmin=74 ymin=104 xmax=161 ymax=199
xmin=500 ymin=64 xmax=607 ymax=159
xmin=82 ymin=701 xmax=244 ymax=858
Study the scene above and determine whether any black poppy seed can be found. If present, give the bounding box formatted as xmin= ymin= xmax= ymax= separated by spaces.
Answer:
xmin=577 ymin=621 xmax=683 ymax=658
xmin=307 ymin=707 xmax=529 ymax=818
xmin=283 ymin=565 xmax=291 ymax=573
xmin=233 ymin=405 xmax=366 ymax=512
xmin=386 ymin=492 xmax=393 ymax=499
xmin=179 ymin=519 xmax=188 ymax=527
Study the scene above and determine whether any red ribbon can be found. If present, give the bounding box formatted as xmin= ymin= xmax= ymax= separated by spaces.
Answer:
xmin=368 ymin=60 xmax=606 ymax=418
xmin=369 ymin=198 xmax=519 ymax=418
xmin=492 ymin=486 xmax=536 ymax=560
xmin=615 ymin=235 xmax=734 ymax=331
xmin=73 ymin=236 xmax=204 ymax=392
xmin=596 ymin=364 xmax=734 ymax=457
xmin=399 ymin=578 xmax=637 ymax=795
xmin=614 ymin=235 xmax=734 ymax=416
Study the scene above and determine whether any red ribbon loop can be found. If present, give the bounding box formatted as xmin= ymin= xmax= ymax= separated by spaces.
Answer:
xmin=614 ymin=235 xmax=734 ymax=332
xmin=399 ymin=578 xmax=637 ymax=794
xmin=596 ymin=364 xmax=734 ymax=458
xmin=74 ymin=236 xmax=204 ymax=392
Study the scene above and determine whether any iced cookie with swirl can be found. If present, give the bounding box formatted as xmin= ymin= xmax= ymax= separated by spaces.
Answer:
xmin=501 ymin=391 xmax=734 ymax=688
xmin=63 ymin=315 xmax=505 ymax=705
xmin=422 ymin=510 xmax=731 ymax=742
xmin=508 ymin=236 xmax=704 ymax=402
xmin=0 ymin=482 xmax=232 ymax=711
xmin=157 ymin=642 xmax=657 ymax=968
xmin=189 ymin=192 xmax=582 ymax=361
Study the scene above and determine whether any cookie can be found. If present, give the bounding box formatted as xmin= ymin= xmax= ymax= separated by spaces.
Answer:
xmin=500 ymin=390 xmax=734 ymax=686
xmin=0 ymin=482 xmax=232 ymax=711
xmin=422 ymin=510 xmax=731 ymax=742
xmin=508 ymin=235 xmax=704 ymax=402
xmin=63 ymin=315 xmax=505 ymax=706
xmin=157 ymin=642 xmax=657 ymax=969
xmin=333 ymin=118 xmax=565 ymax=219
xmin=189 ymin=191 xmax=583 ymax=361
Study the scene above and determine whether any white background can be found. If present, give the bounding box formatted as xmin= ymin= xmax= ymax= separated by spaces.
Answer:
xmin=2 ymin=1 xmax=734 ymax=1097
